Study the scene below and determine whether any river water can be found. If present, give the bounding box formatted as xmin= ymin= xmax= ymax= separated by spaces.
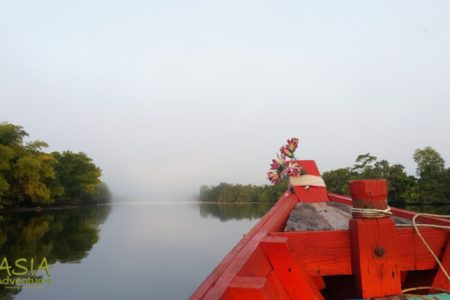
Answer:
xmin=0 ymin=202 xmax=272 ymax=300
xmin=0 ymin=201 xmax=447 ymax=300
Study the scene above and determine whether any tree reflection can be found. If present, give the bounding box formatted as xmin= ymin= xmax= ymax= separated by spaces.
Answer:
xmin=0 ymin=205 xmax=111 ymax=299
xmin=198 ymin=202 xmax=273 ymax=221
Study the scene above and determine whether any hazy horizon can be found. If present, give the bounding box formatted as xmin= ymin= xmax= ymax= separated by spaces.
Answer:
xmin=2 ymin=1 xmax=450 ymax=200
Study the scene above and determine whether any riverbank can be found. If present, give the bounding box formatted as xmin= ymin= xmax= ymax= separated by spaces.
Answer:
xmin=0 ymin=203 xmax=111 ymax=214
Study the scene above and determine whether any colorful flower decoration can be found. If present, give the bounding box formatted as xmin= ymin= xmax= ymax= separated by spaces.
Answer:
xmin=286 ymin=138 xmax=299 ymax=152
xmin=267 ymin=138 xmax=303 ymax=185
xmin=267 ymin=169 xmax=281 ymax=184
xmin=281 ymin=162 xmax=301 ymax=177
xmin=270 ymin=154 xmax=285 ymax=171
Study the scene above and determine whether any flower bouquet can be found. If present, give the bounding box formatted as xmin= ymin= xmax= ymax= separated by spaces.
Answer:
xmin=267 ymin=138 xmax=304 ymax=185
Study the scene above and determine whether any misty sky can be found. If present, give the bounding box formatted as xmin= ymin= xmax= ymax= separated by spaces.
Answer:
xmin=1 ymin=1 xmax=450 ymax=200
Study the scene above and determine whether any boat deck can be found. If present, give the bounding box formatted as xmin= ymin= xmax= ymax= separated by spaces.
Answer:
xmin=191 ymin=160 xmax=450 ymax=300
xmin=284 ymin=202 xmax=411 ymax=231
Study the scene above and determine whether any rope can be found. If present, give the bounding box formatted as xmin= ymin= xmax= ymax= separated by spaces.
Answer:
xmin=396 ymin=223 xmax=450 ymax=230
xmin=351 ymin=206 xmax=392 ymax=218
xmin=402 ymin=286 xmax=450 ymax=294
xmin=289 ymin=175 xmax=326 ymax=187
xmin=410 ymin=213 xmax=450 ymax=283
xmin=351 ymin=209 xmax=450 ymax=294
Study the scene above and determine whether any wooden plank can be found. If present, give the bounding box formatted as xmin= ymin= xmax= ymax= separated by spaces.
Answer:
xmin=271 ymin=228 xmax=448 ymax=277
xmin=260 ymin=236 xmax=324 ymax=300
xmin=350 ymin=218 xmax=401 ymax=298
xmin=238 ymin=246 xmax=272 ymax=278
xmin=228 ymin=272 xmax=290 ymax=300
xmin=265 ymin=271 xmax=291 ymax=300
xmin=229 ymin=276 xmax=266 ymax=299
xmin=192 ymin=193 xmax=298 ymax=300
xmin=272 ymin=230 xmax=352 ymax=276
xmin=311 ymin=276 xmax=326 ymax=290
xmin=396 ymin=228 xmax=447 ymax=271
xmin=432 ymin=238 xmax=450 ymax=290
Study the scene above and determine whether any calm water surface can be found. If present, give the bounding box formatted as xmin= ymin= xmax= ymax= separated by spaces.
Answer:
xmin=1 ymin=202 xmax=448 ymax=300
xmin=0 ymin=202 xmax=272 ymax=300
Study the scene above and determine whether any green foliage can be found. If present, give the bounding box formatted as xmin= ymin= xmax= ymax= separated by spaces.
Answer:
xmin=199 ymin=180 xmax=288 ymax=204
xmin=52 ymin=151 xmax=102 ymax=204
xmin=412 ymin=147 xmax=447 ymax=204
xmin=323 ymin=147 xmax=450 ymax=205
xmin=320 ymin=168 xmax=354 ymax=195
xmin=414 ymin=146 xmax=445 ymax=177
xmin=0 ymin=123 xmax=28 ymax=146
xmin=0 ymin=122 xmax=110 ymax=209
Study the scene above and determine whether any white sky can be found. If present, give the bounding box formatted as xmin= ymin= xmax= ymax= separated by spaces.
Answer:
xmin=1 ymin=0 xmax=449 ymax=200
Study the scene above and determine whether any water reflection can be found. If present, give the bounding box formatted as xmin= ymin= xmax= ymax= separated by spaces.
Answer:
xmin=0 ymin=205 xmax=111 ymax=299
xmin=198 ymin=202 xmax=273 ymax=221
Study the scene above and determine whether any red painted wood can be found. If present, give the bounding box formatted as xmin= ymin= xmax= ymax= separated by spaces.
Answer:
xmin=228 ymin=272 xmax=290 ymax=300
xmin=260 ymin=236 xmax=324 ymax=300
xmin=271 ymin=228 xmax=447 ymax=277
xmin=349 ymin=180 xmax=401 ymax=297
xmin=221 ymin=289 xmax=234 ymax=300
xmin=349 ymin=179 xmax=388 ymax=210
xmin=328 ymin=192 xmax=450 ymax=226
xmin=228 ymin=276 xmax=267 ymax=300
xmin=350 ymin=218 xmax=401 ymax=298
xmin=397 ymin=228 xmax=447 ymax=271
xmin=238 ymin=246 xmax=272 ymax=278
xmin=191 ymin=193 xmax=298 ymax=300
xmin=290 ymin=160 xmax=329 ymax=203
xmin=432 ymin=238 xmax=450 ymax=290
xmin=263 ymin=271 xmax=291 ymax=300
xmin=271 ymin=230 xmax=352 ymax=276
xmin=192 ymin=187 xmax=449 ymax=299
xmin=312 ymin=276 xmax=326 ymax=290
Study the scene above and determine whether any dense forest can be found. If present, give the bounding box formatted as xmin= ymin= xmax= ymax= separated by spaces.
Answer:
xmin=323 ymin=147 xmax=450 ymax=205
xmin=199 ymin=181 xmax=288 ymax=204
xmin=0 ymin=122 xmax=110 ymax=209
xmin=198 ymin=147 xmax=450 ymax=205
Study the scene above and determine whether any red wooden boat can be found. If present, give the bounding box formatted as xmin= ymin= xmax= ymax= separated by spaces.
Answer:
xmin=191 ymin=160 xmax=450 ymax=299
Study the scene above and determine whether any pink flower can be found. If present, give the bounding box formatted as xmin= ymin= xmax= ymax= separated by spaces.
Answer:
xmin=270 ymin=154 xmax=285 ymax=170
xmin=267 ymin=137 xmax=301 ymax=184
xmin=281 ymin=163 xmax=301 ymax=177
xmin=280 ymin=146 xmax=294 ymax=159
xmin=267 ymin=170 xmax=281 ymax=184
xmin=286 ymin=138 xmax=299 ymax=152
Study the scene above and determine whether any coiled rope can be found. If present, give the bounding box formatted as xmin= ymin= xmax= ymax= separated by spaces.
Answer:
xmin=396 ymin=213 xmax=450 ymax=294
xmin=351 ymin=206 xmax=392 ymax=218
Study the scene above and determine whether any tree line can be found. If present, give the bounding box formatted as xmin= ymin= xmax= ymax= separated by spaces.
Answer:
xmin=322 ymin=147 xmax=449 ymax=205
xmin=0 ymin=122 xmax=111 ymax=209
xmin=198 ymin=181 xmax=288 ymax=204
xmin=198 ymin=146 xmax=449 ymax=205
